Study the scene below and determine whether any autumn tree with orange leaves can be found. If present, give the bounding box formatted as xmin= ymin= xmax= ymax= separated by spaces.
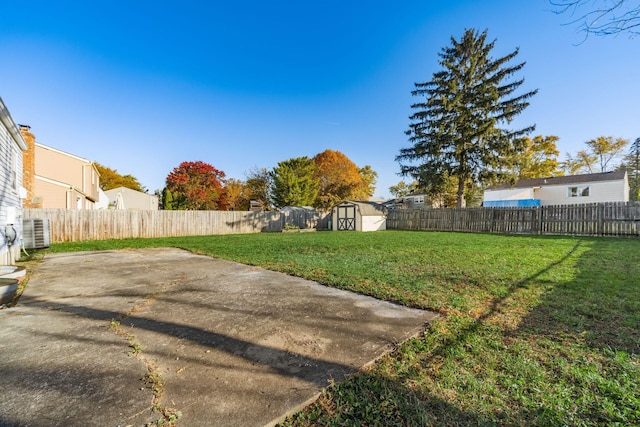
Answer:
xmin=224 ymin=178 xmax=250 ymax=211
xmin=312 ymin=149 xmax=373 ymax=209
xmin=164 ymin=161 xmax=227 ymax=210
xmin=95 ymin=163 xmax=146 ymax=192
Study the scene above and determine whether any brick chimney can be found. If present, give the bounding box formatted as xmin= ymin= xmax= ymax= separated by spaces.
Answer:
xmin=19 ymin=124 xmax=41 ymax=208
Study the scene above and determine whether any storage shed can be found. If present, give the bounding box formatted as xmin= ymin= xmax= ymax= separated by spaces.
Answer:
xmin=331 ymin=201 xmax=386 ymax=231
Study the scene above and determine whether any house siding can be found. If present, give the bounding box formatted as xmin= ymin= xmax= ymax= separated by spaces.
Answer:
xmin=34 ymin=178 xmax=72 ymax=209
xmin=535 ymin=179 xmax=629 ymax=205
xmin=0 ymin=126 xmax=24 ymax=210
xmin=34 ymin=143 xmax=99 ymax=208
xmin=483 ymin=188 xmax=534 ymax=203
xmin=0 ymin=100 xmax=26 ymax=264
xmin=484 ymin=172 xmax=629 ymax=207
xmin=403 ymin=194 xmax=427 ymax=209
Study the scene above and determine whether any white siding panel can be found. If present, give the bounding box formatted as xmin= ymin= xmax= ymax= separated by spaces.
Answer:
xmin=0 ymin=118 xmax=25 ymax=263
xmin=536 ymin=180 xmax=627 ymax=206
xmin=484 ymin=188 xmax=534 ymax=202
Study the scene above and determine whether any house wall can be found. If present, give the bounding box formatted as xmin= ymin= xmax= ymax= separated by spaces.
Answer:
xmin=33 ymin=177 xmax=93 ymax=209
xmin=483 ymin=188 xmax=534 ymax=202
xmin=33 ymin=178 xmax=70 ymax=209
xmin=0 ymin=102 xmax=27 ymax=264
xmin=535 ymin=179 xmax=628 ymax=205
xmin=34 ymin=144 xmax=99 ymax=208
xmin=403 ymin=194 xmax=426 ymax=209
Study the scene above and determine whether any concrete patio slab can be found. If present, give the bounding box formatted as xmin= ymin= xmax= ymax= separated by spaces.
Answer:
xmin=0 ymin=248 xmax=437 ymax=426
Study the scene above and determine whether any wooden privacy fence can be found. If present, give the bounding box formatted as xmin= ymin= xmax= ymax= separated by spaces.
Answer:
xmin=24 ymin=209 xmax=330 ymax=243
xmin=386 ymin=202 xmax=640 ymax=237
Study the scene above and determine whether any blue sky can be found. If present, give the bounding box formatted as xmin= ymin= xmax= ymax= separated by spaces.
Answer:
xmin=1 ymin=1 xmax=638 ymax=199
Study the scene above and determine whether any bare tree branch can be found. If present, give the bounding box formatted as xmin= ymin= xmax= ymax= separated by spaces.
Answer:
xmin=550 ymin=0 xmax=640 ymax=37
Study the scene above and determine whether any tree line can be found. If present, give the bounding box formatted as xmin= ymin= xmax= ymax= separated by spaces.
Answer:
xmin=160 ymin=149 xmax=377 ymax=211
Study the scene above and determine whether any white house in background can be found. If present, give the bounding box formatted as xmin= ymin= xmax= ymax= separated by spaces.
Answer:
xmin=0 ymin=98 xmax=28 ymax=264
xmin=483 ymin=171 xmax=629 ymax=207
xmin=104 ymin=186 xmax=159 ymax=210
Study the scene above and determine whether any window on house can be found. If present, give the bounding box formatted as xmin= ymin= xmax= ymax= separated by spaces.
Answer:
xmin=568 ymin=186 xmax=590 ymax=198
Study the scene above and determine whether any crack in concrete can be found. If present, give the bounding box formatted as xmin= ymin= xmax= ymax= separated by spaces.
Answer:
xmin=108 ymin=279 xmax=185 ymax=426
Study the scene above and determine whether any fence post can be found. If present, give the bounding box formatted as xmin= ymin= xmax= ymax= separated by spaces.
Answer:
xmin=490 ymin=208 xmax=495 ymax=233
xmin=597 ymin=203 xmax=604 ymax=236
xmin=538 ymin=206 xmax=543 ymax=235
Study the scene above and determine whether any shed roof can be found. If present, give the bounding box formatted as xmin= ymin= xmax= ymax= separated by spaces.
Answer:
xmin=336 ymin=200 xmax=386 ymax=216
xmin=488 ymin=170 xmax=627 ymax=190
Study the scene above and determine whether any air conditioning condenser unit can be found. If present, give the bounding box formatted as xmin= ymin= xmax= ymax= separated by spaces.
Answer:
xmin=23 ymin=218 xmax=50 ymax=250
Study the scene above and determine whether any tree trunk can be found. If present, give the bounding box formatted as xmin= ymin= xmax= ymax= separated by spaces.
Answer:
xmin=456 ymin=178 xmax=466 ymax=208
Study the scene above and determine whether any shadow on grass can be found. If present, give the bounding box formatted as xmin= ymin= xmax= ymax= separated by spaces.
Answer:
xmin=517 ymin=238 xmax=640 ymax=354
xmin=413 ymin=240 xmax=584 ymax=356
xmin=282 ymin=371 xmax=497 ymax=426
xmin=282 ymin=365 xmax=600 ymax=427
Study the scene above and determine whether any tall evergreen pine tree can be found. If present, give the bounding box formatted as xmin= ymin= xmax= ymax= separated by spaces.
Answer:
xmin=397 ymin=29 xmax=537 ymax=207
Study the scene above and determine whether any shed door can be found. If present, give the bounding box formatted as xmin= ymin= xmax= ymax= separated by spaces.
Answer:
xmin=337 ymin=205 xmax=356 ymax=230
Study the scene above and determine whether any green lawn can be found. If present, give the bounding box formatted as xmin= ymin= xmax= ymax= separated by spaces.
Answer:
xmin=44 ymin=231 xmax=640 ymax=426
